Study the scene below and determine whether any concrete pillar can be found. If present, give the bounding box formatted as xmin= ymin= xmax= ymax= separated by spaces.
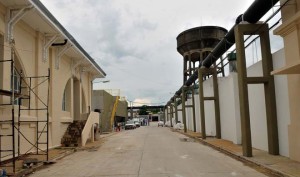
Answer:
xmin=183 ymin=57 xmax=187 ymax=83
xmin=235 ymin=23 xmax=279 ymax=157
xmin=198 ymin=69 xmax=206 ymax=139
xmin=191 ymin=87 xmax=196 ymax=132
xmin=174 ymin=97 xmax=178 ymax=124
xmin=213 ymin=68 xmax=221 ymax=138
xmin=166 ymin=106 xmax=169 ymax=124
xmin=170 ymin=104 xmax=173 ymax=127
xmin=182 ymin=87 xmax=187 ymax=133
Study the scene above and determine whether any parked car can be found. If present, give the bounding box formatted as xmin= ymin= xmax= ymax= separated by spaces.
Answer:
xmin=134 ymin=121 xmax=141 ymax=127
xmin=133 ymin=118 xmax=141 ymax=127
xmin=125 ymin=120 xmax=136 ymax=130
xmin=158 ymin=121 xmax=164 ymax=127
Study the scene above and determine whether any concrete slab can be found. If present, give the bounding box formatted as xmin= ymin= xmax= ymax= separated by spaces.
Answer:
xmin=180 ymin=129 xmax=300 ymax=177
xmin=27 ymin=124 xmax=271 ymax=176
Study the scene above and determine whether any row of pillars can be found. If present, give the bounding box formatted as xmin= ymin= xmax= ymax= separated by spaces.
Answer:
xmin=165 ymin=23 xmax=279 ymax=157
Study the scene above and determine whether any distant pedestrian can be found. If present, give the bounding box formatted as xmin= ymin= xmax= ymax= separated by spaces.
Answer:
xmin=117 ymin=122 xmax=121 ymax=132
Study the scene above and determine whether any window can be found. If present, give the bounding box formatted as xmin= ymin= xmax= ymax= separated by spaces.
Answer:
xmin=11 ymin=68 xmax=21 ymax=105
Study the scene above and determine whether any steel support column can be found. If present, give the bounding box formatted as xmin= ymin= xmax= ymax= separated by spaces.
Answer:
xmin=235 ymin=23 xmax=279 ymax=157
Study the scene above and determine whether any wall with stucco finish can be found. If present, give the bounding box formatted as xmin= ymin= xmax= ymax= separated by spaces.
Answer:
xmin=272 ymin=0 xmax=300 ymax=161
xmin=0 ymin=2 xmax=101 ymax=159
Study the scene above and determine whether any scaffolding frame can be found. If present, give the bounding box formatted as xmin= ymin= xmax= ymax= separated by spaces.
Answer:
xmin=0 ymin=53 xmax=50 ymax=174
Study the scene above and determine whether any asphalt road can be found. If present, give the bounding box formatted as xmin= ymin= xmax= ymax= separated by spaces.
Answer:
xmin=29 ymin=123 xmax=267 ymax=177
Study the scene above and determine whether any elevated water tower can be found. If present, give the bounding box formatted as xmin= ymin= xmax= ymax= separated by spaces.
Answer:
xmin=177 ymin=26 xmax=228 ymax=83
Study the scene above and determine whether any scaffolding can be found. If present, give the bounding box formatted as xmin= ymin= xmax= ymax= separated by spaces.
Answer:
xmin=0 ymin=50 xmax=50 ymax=174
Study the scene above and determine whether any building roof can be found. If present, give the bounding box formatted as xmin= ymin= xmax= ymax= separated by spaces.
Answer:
xmin=1 ymin=0 xmax=106 ymax=77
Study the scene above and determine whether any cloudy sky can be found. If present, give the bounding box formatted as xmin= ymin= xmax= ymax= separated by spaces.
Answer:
xmin=40 ymin=0 xmax=268 ymax=106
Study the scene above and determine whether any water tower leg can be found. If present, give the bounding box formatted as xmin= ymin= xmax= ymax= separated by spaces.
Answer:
xmin=182 ymin=86 xmax=187 ymax=133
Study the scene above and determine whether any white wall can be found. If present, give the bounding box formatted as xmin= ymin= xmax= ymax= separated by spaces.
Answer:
xmin=218 ymin=73 xmax=241 ymax=144
xmin=246 ymin=49 xmax=290 ymax=156
xmin=247 ymin=61 xmax=269 ymax=151
xmin=177 ymin=49 xmax=290 ymax=157
xmin=270 ymin=49 xmax=290 ymax=157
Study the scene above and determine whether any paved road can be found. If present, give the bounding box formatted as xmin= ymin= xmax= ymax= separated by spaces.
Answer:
xmin=29 ymin=124 xmax=267 ymax=177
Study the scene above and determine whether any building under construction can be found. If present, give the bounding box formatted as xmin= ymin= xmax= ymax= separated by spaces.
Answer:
xmin=92 ymin=90 xmax=128 ymax=132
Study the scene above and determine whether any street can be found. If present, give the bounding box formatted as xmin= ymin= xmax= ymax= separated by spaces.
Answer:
xmin=29 ymin=123 xmax=267 ymax=177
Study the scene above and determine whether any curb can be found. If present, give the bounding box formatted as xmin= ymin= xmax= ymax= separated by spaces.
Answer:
xmin=174 ymin=129 xmax=293 ymax=177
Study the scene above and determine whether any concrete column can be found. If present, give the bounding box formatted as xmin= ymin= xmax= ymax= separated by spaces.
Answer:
xmin=235 ymin=25 xmax=252 ymax=157
xmin=182 ymin=87 xmax=187 ymax=133
xmin=170 ymin=105 xmax=173 ymax=127
xmin=191 ymin=87 xmax=196 ymax=132
xmin=213 ymin=68 xmax=221 ymax=138
xmin=260 ymin=25 xmax=279 ymax=155
xmin=166 ymin=106 xmax=169 ymax=124
xmin=174 ymin=97 xmax=178 ymax=124
xmin=235 ymin=23 xmax=279 ymax=157
xmin=183 ymin=57 xmax=187 ymax=83
xmin=198 ymin=68 xmax=206 ymax=139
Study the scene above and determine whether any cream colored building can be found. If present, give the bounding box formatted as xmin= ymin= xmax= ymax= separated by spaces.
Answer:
xmin=0 ymin=0 xmax=105 ymax=169
xmin=272 ymin=0 xmax=300 ymax=162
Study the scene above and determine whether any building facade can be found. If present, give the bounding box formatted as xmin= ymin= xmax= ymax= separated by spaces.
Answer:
xmin=92 ymin=90 xmax=128 ymax=132
xmin=0 ymin=0 xmax=105 ymax=164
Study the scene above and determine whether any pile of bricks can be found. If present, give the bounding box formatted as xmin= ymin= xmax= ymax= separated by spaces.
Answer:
xmin=61 ymin=121 xmax=86 ymax=147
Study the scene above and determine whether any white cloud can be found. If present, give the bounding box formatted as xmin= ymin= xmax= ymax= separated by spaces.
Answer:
xmin=40 ymin=0 xmax=269 ymax=105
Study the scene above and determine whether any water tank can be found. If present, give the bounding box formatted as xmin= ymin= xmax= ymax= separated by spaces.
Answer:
xmin=177 ymin=26 xmax=228 ymax=61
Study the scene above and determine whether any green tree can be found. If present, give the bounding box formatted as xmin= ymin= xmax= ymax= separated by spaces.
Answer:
xmin=139 ymin=105 xmax=149 ymax=115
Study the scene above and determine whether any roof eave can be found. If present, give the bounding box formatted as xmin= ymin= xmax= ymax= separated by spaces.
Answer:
xmin=29 ymin=0 xmax=106 ymax=77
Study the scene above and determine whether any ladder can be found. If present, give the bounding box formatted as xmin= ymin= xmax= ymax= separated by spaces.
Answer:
xmin=110 ymin=96 xmax=120 ymax=130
